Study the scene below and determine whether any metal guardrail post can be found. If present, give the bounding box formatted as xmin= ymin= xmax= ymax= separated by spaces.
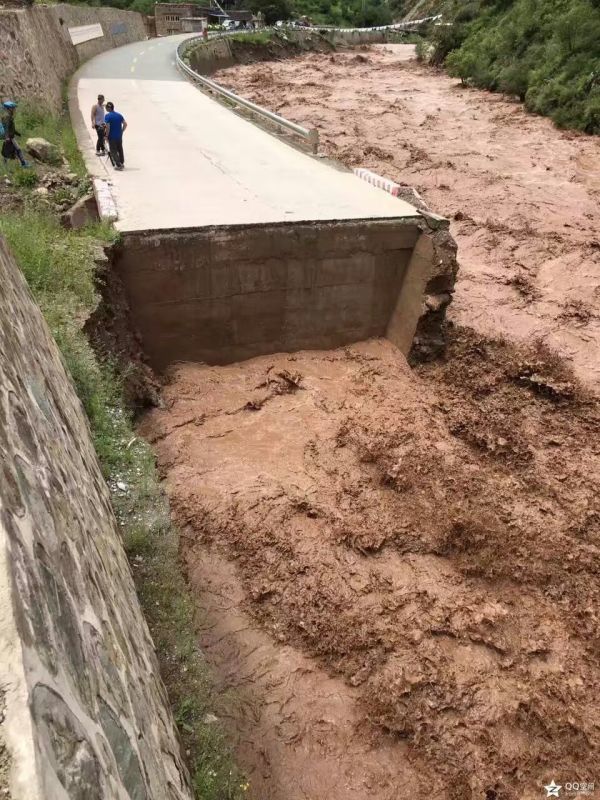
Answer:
xmin=176 ymin=17 xmax=441 ymax=150
xmin=176 ymin=38 xmax=320 ymax=155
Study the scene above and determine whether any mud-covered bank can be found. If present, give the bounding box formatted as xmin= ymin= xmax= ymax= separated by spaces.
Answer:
xmin=213 ymin=44 xmax=600 ymax=391
xmin=185 ymin=30 xmax=334 ymax=76
xmin=140 ymin=331 xmax=600 ymax=800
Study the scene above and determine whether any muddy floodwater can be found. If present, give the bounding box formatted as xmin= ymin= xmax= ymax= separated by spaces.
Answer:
xmin=214 ymin=44 xmax=600 ymax=391
xmin=137 ymin=43 xmax=600 ymax=800
xmin=140 ymin=335 xmax=600 ymax=800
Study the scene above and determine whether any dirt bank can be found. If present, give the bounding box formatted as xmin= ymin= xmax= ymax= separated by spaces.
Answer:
xmin=213 ymin=44 xmax=600 ymax=391
xmin=228 ymin=30 xmax=334 ymax=64
xmin=140 ymin=333 xmax=600 ymax=800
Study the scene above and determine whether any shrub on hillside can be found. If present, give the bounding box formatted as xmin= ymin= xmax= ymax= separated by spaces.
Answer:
xmin=442 ymin=0 xmax=600 ymax=133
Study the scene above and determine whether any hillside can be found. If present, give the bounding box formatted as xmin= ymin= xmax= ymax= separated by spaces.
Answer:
xmin=426 ymin=0 xmax=600 ymax=133
xmin=63 ymin=0 xmax=396 ymax=26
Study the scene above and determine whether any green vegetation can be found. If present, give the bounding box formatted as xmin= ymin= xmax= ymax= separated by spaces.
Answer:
xmin=17 ymin=100 xmax=86 ymax=173
xmin=229 ymin=29 xmax=273 ymax=44
xmin=426 ymin=0 xmax=600 ymax=133
xmin=1 ymin=104 xmax=246 ymax=800
xmin=244 ymin=0 xmax=395 ymax=25
xmin=56 ymin=0 xmax=397 ymax=28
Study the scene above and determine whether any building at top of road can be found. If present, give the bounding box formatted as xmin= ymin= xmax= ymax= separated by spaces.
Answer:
xmin=155 ymin=2 xmax=255 ymax=35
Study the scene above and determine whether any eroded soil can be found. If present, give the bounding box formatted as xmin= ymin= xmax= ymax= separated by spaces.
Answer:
xmin=213 ymin=44 xmax=600 ymax=391
xmin=140 ymin=334 xmax=600 ymax=800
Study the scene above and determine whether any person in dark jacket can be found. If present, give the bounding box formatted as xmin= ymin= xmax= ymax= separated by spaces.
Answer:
xmin=1 ymin=100 xmax=30 ymax=167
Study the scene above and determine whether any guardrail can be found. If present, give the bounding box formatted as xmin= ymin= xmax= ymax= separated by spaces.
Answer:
xmin=176 ymin=39 xmax=320 ymax=154
xmin=210 ymin=15 xmax=440 ymax=35
xmin=176 ymin=16 xmax=441 ymax=152
xmin=311 ymin=14 xmax=442 ymax=32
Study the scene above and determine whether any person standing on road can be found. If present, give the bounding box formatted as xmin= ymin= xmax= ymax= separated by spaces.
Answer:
xmin=91 ymin=94 xmax=106 ymax=155
xmin=104 ymin=101 xmax=127 ymax=171
xmin=1 ymin=100 xmax=30 ymax=168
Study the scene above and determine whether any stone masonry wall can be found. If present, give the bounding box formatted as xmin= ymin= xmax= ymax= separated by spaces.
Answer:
xmin=0 ymin=236 xmax=192 ymax=800
xmin=0 ymin=4 xmax=148 ymax=111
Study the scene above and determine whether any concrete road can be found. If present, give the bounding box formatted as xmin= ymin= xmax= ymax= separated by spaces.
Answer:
xmin=73 ymin=35 xmax=419 ymax=231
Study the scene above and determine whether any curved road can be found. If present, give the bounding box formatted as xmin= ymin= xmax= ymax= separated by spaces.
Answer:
xmin=73 ymin=35 xmax=419 ymax=231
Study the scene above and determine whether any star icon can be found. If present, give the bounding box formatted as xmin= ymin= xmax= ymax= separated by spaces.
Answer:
xmin=544 ymin=780 xmax=562 ymax=797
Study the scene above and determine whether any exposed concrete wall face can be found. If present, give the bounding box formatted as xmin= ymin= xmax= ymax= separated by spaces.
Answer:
xmin=0 ymin=5 xmax=148 ymax=110
xmin=0 ymin=238 xmax=192 ymax=800
xmin=187 ymin=37 xmax=234 ymax=75
xmin=115 ymin=220 xmax=422 ymax=370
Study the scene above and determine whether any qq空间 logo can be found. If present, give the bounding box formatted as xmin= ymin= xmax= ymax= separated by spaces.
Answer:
xmin=544 ymin=780 xmax=595 ymax=797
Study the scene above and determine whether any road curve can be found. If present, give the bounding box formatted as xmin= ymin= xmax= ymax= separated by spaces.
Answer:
xmin=72 ymin=35 xmax=419 ymax=232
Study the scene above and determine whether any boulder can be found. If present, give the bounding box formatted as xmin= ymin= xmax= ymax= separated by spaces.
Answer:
xmin=25 ymin=137 xmax=60 ymax=164
xmin=60 ymin=193 xmax=99 ymax=230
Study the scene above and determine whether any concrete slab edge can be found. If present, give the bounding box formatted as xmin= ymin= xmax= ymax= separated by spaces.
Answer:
xmin=353 ymin=167 xmax=402 ymax=196
xmin=353 ymin=167 xmax=449 ymax=230
xmin=92 ymin=177 xmax=118 ymax=221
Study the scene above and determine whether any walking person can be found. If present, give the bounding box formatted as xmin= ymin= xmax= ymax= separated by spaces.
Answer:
xmin=103 ymin=101 xmax=127 ymax=171
xmin=1 ymin=100 xmax=30 ymax=168
xmin=91 ymin=94 xmax=106 ymax=155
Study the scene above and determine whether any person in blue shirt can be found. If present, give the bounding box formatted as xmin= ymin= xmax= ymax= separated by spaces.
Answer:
xmin=104 ymin=102 xmax=127 ymax=171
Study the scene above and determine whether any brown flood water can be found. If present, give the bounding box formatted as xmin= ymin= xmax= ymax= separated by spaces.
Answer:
xmin=139 ymin=45 xmax=600 ymax=800
xmin=140 ymin=338 xmax=600 ymax=800
xmin=214 ymin=43 xmax=600 ymax=391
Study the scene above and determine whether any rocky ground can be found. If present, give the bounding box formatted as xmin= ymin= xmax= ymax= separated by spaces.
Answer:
xmin=213 ymin=43 xmax=600 ymax=392
xmin=1 ymin=158 xmax=91 ymax=222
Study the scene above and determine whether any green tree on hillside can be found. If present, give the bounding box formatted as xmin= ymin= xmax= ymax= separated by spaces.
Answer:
xmin=438 ymin=0 xmax=600 ymax=133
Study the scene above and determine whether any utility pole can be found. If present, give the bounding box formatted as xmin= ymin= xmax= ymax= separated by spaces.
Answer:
xmin=211 ymin=0 xmax=229 ymax=19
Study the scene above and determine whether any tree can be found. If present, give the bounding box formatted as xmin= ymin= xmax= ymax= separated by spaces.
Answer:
xmin=249 ymin=0 xmax=292 ymax=23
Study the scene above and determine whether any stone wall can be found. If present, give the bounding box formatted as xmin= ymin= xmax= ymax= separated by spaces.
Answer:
xmin=0 ymin=237 xmax=193 ymax=800
xmin=0 ymin=4 xmax=148 ymax=110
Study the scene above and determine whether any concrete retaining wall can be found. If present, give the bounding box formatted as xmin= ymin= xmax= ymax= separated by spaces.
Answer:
xmin=0 ymin=237 xmax=192 ymax=800
xmin=0 ymin=4 xmax=148 ymax=110
xmin=187 ymin=36 xmax=235 ymax=74
xmin=115 ymin=220 xmax=425 ymax=371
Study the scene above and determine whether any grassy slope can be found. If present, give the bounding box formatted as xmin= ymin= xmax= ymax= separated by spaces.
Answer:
xmin=1 ymin=105 xmax=246 ymax=800
xmin=429 ymin=0 xmax=600 ymax=134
